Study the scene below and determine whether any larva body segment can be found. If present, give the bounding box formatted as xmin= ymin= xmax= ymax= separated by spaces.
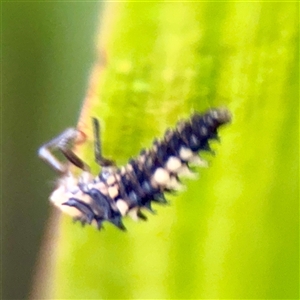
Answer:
xmin=39 ymin=108 xmax=231 ymax=230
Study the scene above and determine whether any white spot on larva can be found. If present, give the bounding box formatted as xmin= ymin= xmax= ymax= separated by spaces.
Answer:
xmin=166 ymin=176 xmax=184 ymax=191
xmin=120 ymin=167 xmax=126 ymax=175
xmin=128 ymin=207 xmax=139 ymax=221
xmin=200 ymin=126 xmax=208 ymax=136
xmin=153 ymin=168 xmax=170 ymax=186
xmin=106 ymin=175 xmax=116 ymax=185
xmin=91 ymin=219 xmax=99 ymax=228
xmin=108 ymin=185 xmax=119 ymax=199
xmin=126 ymin=164 xmax=133 ymax=172
xmin=50 ymin=185 xmax=69 ymax=207
xmin=137 ymin=155 xmax=146 ymax=164
xmin=190 ymin=155 xmax=208 ymax=167
xmin=178 ymin=148 xmax=208 ymax=166
xmin=116 ymin=199 xmax=129 ymax=216
xmin=177 ymin=165 xmax=198 ymax=179
xmin=50 ymin=179 xmax=93 ymax=219
xmin=179 ymin=147 xmax=194 ymax=161
xmin=190 ymin=134 xmax=198 ymax=145
xmin=211 ymin=109 xmax=219 ymax=119
xmin=165 ymin=156 xmax=182 ymax=172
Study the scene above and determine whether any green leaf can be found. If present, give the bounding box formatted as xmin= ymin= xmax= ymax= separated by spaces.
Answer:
xmin=42 ymin=2 xmax=298 ymax=299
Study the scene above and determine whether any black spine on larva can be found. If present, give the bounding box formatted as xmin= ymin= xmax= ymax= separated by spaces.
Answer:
xmin=66 ymin=108 xmax=231 ymax=230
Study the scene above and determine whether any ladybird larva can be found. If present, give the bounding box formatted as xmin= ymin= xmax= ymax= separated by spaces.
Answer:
xmin=39 ymin=108 xmax=231 ymax=230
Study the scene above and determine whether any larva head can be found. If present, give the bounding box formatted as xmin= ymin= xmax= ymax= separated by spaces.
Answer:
xmin=49 ymin=173 xmax=80 ymax=217
xmin=49 ymin=172 xmax=93 ymax=221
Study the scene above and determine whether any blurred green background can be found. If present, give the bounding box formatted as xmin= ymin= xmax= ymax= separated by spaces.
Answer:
xmin=3 ymin=2 xmax=298 ymax=299
xmin=3 ymin=2 xmax=100 ymax=299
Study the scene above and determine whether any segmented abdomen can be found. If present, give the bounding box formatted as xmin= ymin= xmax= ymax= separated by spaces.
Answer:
xmin=60 ymin=108 xmax=231 ymax=230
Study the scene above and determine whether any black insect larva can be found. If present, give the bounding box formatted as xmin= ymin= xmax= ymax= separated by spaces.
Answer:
xmin=39 ymin=108 xmax=231 ymax=230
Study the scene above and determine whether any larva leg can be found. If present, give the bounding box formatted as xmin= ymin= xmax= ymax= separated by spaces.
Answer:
xmin=92 ymin=118 xmax=116 ymax=167
xmin=38 ymin=127 xmax=90 ymax=174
